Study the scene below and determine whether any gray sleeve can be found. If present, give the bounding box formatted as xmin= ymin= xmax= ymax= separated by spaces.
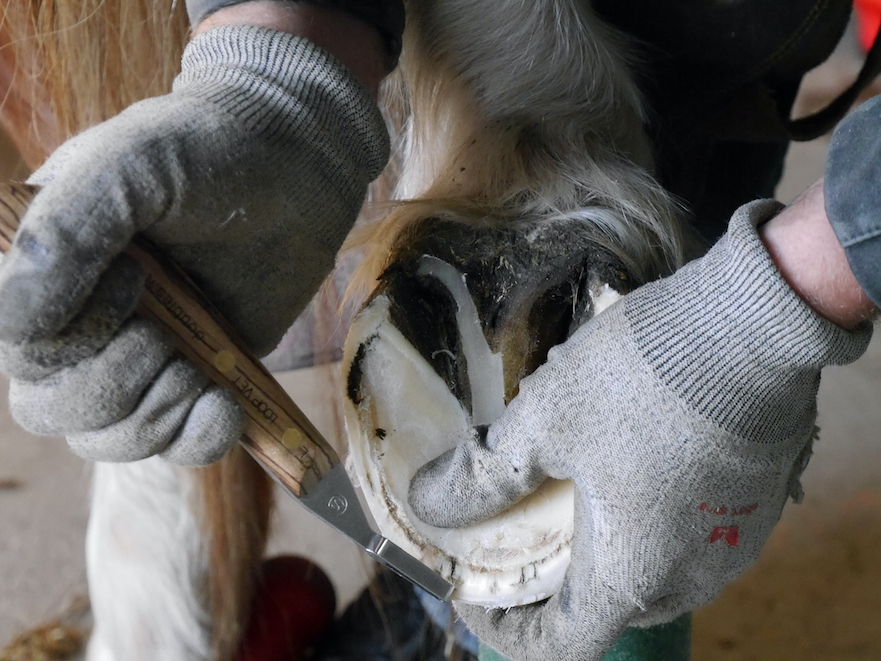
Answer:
xmin=825 ymin=94 xmax=881 ymax=309
xmin=185 ymin=0 xmax=405 ymax=71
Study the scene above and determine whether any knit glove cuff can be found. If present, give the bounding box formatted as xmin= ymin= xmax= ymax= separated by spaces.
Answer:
xmin=625 ymin=199 xmax=873 ymax=443
xmin=177 ymin=24 xmax=389 ymax=204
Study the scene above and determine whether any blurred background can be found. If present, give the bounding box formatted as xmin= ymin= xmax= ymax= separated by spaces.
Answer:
xmin=1 ymin=12 xmax=880 ymax=661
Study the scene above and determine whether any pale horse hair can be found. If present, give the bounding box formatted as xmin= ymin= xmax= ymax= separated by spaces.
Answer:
xmin=1 ymin=0 xmax=684 ymax=659
xmin=349 ymin=0 xmax=685 ymax=292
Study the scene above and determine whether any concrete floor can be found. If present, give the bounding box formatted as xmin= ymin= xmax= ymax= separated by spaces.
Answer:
xmin=1 ymin=26 xmax=881 ymax=659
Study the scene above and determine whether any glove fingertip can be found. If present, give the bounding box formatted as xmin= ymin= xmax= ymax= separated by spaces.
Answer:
xmin=0 ymin=173 xmax=139 ymax=342
xmin=7 ymin=379 xmax=55 ymax=437
xmin=159 ymin=386 xmax=244 ymax=466
xmin=408 ymin=422 xmax=547 ymax=529
xmin=407 ymin=449 xmax=465 ymax=527
xmin=0 ymin=254 xmax=146 ymax=382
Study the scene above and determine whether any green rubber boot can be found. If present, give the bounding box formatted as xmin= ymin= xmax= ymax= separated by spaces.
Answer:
xmin=477 ymin=613 xmax=691 ymax=661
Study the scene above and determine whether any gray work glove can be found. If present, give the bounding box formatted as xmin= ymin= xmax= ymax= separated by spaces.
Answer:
xmin=0 ymin=25 xmax=388 ymax=465
xmin=408 ymin=200 xmax=873 ymax=661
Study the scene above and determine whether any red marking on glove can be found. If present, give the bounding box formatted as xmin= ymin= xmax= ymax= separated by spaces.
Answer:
xmin=709 ymin=526 xmax=739 ymax=546
xmin=699 ymin=502 xmax=758 ymax=516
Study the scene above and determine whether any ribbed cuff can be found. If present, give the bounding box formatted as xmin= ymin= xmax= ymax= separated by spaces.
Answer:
xmin=185 ymin=0 xmax=404 ymax=71
xmin=175 ymin=25 xmax=389 ymax=188
xmin=625 ymin=200 xmax=873 ymax=442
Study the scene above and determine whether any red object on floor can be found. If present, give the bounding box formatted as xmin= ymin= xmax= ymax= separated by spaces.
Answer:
xmin=237 ymin=556 xmax=337 ymax=661
xmin=855 ymin=0 xmax=881 ymax=52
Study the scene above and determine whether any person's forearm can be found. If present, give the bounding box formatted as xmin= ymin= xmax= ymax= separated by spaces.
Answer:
xmin=760 ymin=179 xmax=878 ymax=329
xmin=193 ymin=1 xmax=386 ymax=97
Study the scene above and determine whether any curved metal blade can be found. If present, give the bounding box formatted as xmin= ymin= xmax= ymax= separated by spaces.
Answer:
xmin=295 ymin=463 xmax=453 ymax=601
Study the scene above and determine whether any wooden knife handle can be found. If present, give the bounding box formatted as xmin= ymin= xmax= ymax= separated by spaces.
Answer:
xmin=0 ymin=182 xmax=338 ymax=496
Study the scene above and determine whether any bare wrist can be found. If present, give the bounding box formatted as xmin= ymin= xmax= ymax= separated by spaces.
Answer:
xmin=193 ymin=1 xmax=385 ymax=97
xmin=760 ymin=179 xmax=877 ymax=329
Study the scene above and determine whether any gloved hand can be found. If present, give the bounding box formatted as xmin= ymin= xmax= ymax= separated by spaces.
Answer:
xmin=0 ymin=24 xmax=388 ymax=465
xmin=408 ymin=200 xmax=873 ymax=661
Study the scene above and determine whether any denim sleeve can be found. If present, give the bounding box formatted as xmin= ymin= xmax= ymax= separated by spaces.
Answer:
xmin=825 ymin=94 xmax=881 ymax=308
xmin=185 ymin=0 xmax=404 ymax=71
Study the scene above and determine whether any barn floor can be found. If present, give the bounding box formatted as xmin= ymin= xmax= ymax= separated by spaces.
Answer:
xmin=2 ymin=21 xmax=881 ymax=661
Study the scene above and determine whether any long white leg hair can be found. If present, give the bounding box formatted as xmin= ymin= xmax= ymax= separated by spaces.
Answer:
xmin=85 ymin=449 xmax=272 ymax=661
xmin=86 ymin=460 xmax=210 ymax=660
